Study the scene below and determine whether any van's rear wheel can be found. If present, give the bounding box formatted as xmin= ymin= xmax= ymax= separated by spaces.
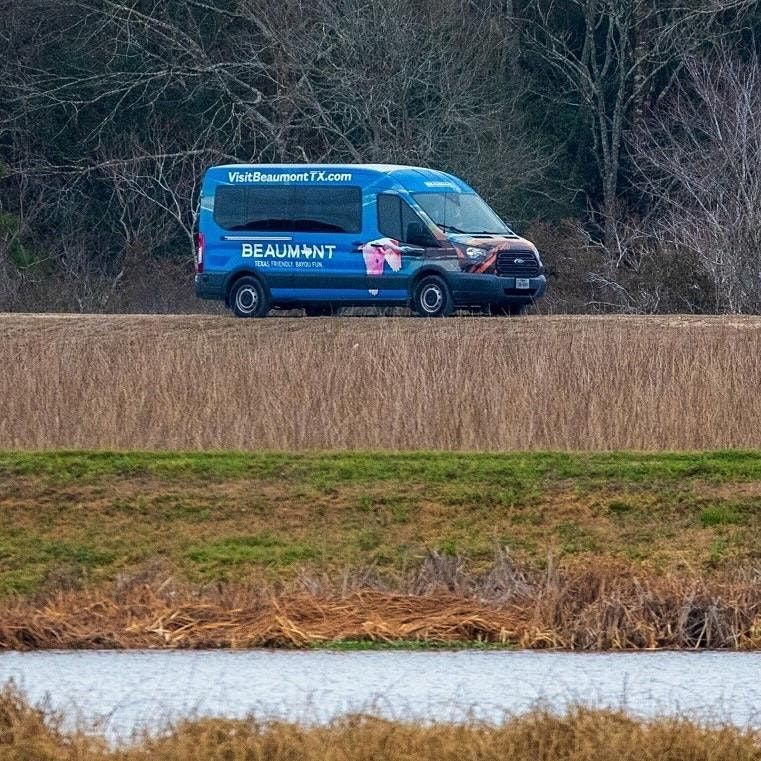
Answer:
xmin=412 ymin=275 xmax=453 ymax=317
xmin=230 ymin=277 xmax=270 ymax=318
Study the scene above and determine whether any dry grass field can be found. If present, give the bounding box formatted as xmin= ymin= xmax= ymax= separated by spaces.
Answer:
xmin=2 ymin=313 xmax=761 ymax=450
xmin=1 ymin=688 xmax=760 ymax=761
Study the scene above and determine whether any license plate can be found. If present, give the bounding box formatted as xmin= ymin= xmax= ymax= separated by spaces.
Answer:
xmin=515 ymin=278 xmax=530 ymax=289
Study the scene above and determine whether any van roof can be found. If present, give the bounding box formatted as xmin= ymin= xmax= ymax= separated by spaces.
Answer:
xmin=214 ymin=163 xmax=444 ymax=173
xmin=206 ymin=164 xmax=472 ymax=192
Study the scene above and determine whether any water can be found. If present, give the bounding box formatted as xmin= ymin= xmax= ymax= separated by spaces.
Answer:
xmin=1 ymin=650 xmax=760 ymax=741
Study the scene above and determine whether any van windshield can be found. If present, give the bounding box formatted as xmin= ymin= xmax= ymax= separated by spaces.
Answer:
xmin=413 ymin=192 xmax=511 ymax=235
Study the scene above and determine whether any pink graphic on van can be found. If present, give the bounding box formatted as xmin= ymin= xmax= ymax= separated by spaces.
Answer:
xmin=361 ymin=238 xmax=403 ymax=295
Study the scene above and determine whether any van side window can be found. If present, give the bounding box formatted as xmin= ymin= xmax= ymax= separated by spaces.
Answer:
xmin=214 ymin=186 xmax=361 ymax=233
xmin=377 ymin=193 xmax=429 ymax=243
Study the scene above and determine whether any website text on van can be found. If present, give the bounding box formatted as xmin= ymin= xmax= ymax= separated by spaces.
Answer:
xmin=194 ymin=164 xmax=547 ymax=317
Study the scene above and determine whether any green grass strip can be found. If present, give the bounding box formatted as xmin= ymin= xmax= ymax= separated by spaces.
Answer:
xmin=3 ymin=449 xmax=761 ymax=486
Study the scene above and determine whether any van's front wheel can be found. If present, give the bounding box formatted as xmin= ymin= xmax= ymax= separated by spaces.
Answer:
xmin=412 ymin=276 xmax=454 ymax=317
xmin=230 ymin=276 xmax=270 ymax=318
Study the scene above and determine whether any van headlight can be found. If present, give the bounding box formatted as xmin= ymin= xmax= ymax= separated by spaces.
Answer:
xmin=466 ymin=247 xmax=485 ymax=259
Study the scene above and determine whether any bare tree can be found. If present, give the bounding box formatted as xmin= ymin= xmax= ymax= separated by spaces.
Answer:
xmin=525 ymin=0 xmax=759 ymax=256
xmin=633 ymin=50 xmax=761 ymax=313
xmin=269 ymin=0 xmax=558 ymax=217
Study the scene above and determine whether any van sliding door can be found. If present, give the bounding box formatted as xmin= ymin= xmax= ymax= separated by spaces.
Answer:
xmin=288 ymin=186 xmax=364 ymax=300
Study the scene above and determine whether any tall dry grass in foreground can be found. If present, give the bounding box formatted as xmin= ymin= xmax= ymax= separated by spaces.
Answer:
xmin=1 ymin=688 xmax=760 ymax=761
xmin=3 ymin=557 xmax=761 ymax=650
xmin=3 ymin=313 xmax=761 ymax=450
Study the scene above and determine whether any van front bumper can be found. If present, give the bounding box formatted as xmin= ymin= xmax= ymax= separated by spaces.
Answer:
xmin=194 ymin=273 xmax=225 ymax=300
xmin=449 ymin=272 xmax=547 ymax=307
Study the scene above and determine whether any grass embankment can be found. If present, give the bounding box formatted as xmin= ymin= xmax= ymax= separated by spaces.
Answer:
xmin=2 ymin=451 xmax=761 ymax=649
xmin=1 ymin=689 xmax=760 ymax=761
xmin=4 ymin=313 xmax=761 ymax=450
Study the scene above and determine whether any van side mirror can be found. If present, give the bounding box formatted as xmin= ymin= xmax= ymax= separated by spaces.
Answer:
xmin=405 ymin=222 xmax=437 ymax=248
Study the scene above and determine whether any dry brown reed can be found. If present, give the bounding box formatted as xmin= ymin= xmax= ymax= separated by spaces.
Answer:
xmin=3 ymin=313 xmax=761 ymax=450
xmin=2 ymin=557 xmax=760 ymax=650
xmin=1 ymin=687 xmax=760 ymax=761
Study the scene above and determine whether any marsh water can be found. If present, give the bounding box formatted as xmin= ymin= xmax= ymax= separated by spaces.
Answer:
xmin=1 ymin=650 xmax=760 ymax=741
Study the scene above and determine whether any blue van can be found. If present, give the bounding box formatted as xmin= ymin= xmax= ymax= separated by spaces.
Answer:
xmin=194 ymin=164 xmax=546 ymax=317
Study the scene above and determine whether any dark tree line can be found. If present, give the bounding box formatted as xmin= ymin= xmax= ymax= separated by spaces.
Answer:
xmin=1 ymin=0 xmax=760 ymax=313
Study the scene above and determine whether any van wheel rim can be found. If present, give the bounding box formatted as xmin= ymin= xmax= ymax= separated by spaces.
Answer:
xmin=421 ymin=284 xmax=443 ymax=313
xmin=236 ymin=286 xmax=258 ymax=313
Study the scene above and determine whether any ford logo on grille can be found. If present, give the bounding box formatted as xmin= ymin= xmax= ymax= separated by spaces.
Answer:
xmin=513 ymin=257 xmax=526 ymax=264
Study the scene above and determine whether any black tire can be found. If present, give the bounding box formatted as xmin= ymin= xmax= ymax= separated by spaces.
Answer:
xmin=304 ymin=305 xmax=333 ymax=317
xmin=490 ymin=303 xmax=528 ymax=316
xmin=230 ymin=276 xmax=270 ymax=318
xmin=412 ymin=275 xmax=454 ymax=317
